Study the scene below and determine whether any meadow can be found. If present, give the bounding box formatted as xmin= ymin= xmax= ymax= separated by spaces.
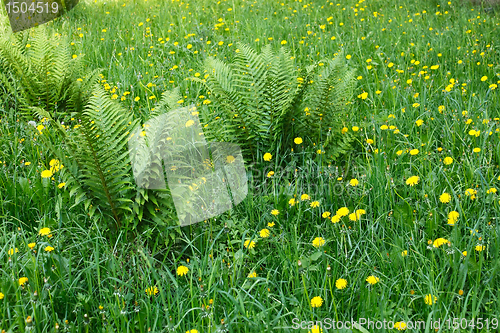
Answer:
xmin=0 ymin=0 xmax=500 ymax=332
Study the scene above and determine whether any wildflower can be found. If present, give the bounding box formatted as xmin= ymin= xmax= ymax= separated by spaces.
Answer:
xmin=481 ymin=76 xmax=488 ymax=82
xmin=394 ymin=322 xmax=407 ymax=330
xmin=294 ymin=137 xmax=303 ymax=144
xmin=465 ymin=188 xmax=477 ymax=200
xmin=331 ymin=215 xmax=341 ymax=223
xmin=259 ymin=229 xmax=270 ymax=238
xmin=310 ymin=201 xmax=320 ymax=208
xmin=308 ymin=325 xmax=323 ymax=333
xmin=424 ymin=294 xmax=437 ymax=305
xmin=380 ymin=125 xmax=388 ymax=130
xmin=462 ymin=251 xmax=467 ymax=256
xmin=358 ymin=92 xmax=368 ymax=99
xmin=366 ymin=276 xmax=379 ymax=285
xmin=301 ymin=194 xmax=310 ymax=201
xmin=39 ymin=228 xmax=51 ymax=236
xmin=409 ymin=149 xmax=419 ymax=155
xmin=348 ymin=212 xmax=358 ymax=221
xmin=8 ymin=246 xmax=20 ymax=256
xmin=267 ymin=222 xmax=275 ymax=227
xmin=416 ymin=119 xmax=424 ymax=127
xmin=267 ymin=171 xmax=274 ymax=178
xmin=473 ymin=148 xmax=481 ymax=153
xmin=433 ymin=238 xmax=448 ymax=248
xmin=406 ymin=176 xmax=419 ymax=186
xmin=28 ymin=243 xmax=36 ymax=249
xmin=401 ymin=250 xmax=408 ymax=257
xmin=443 ymin=157 xmax=453 ymax=165
xmin=186 ymin=329 xmax=199 ymax=333
xmin=19 ymin=277 xmax=28 ymax=286
xmin=396 ymin=150 xmax=403 ymax=156
xmin=0 ymin=292 xmax=3 ymax=300
xmin=487 ymin=188 xmax=497 ymax=194
xmin=352 ymin=126 xmax=359 ymax=131
xmin=322 ymin=211 xmax=331 ymax=218
xmin=336 ymin=207 xmax=349 ymax=217
xmin=349 ymin=178 xmax=359 ymax=186
xmin=247 ymin=271 xmax=257 ymax=278
xmin=289 ymin=198 xmax=296 ymax=206
xmin=366 ymin=139 xmax=374 ymax=144
xmin=439 ymin=193 xmax=451 ymax=203
xmin=312 ymin=237 xmax=325 ymax=248
xmin=177 ymin=265 xmax=189 ymax=276
xmin=145 ymin=286 xmax=159 ymax=296
xmin=447 ymin=211 xmax=459 ymax=225
xmin=244 ymin=240 xmax=256 ymax=249
xmin=356 ymin=209 xmax=366 ymax=217
xmin=263 ymin=153 xmax=272 ymax=161
xmin=475 ymin=245 xmax=485 ymax=252
xmin=335 ymin=278 xmax=348 ymax=290
xmin=24 ymin=162 xmax=31 ymax=166
xmin=41 ymin=170 xmax=53 ymax=178
xmin=310 ymin=296 xmax=323 ymax=308
xmin=44 ymin=246 xmax=55 ymax=252
xmin=57 ymin=183 xmax=66 ymax=189
xmin=271 ymin=209 xmax=279 ymax=216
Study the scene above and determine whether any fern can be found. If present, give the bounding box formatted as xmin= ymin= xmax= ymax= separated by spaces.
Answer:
xmin=191 ymin=42 xmax=356 ymax=164
xmin=32 ymin=84 xmax=139 ymax=228
xmin=0 ymin=26 xmax=86 ymax=120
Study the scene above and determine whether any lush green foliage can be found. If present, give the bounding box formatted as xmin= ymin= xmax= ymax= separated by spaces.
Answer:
xmin=193 ymin=43 xmax=356 ymax=163
xmin=1 ymin=0 xmax=500 ymax=332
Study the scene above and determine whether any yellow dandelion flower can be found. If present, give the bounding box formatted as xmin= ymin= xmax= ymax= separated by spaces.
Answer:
xmin=310 ymin=296 xmax=323 ymax=308
xmin=433 ymin=238 xmax=449 ymax=248
xmin=331 ymin=215 xmax=341 ymax=223
xmin=41 ymin=170 xmax=53 ymax=178
xmin=439 ymin=192 xmax=451 ymax=203
xmin=424 ymin=294 xmax=437 ymax=305
xmin=312 ymin=237 xmax=325 ymax=248
xmin=406 ymin=176 xmax=419 ymax=186
xmin=394 ymin=322 xmax=407 ymax=330
xmin=366 ymin=276 xmax=379 ymax=285
xmin=259 ymin=229 xmax=270 ymax=238
xmin=335 ymin=278 xmax=348 ymax=290
xmin=145 ymin=286 xmax=159 ymax=296
xmin=244 ymin=240 xmax=256 ymax=249
xmin=177 ymin=265 xmax=189 ymax=276
xmin=336 ymin=207 xmax=349 ymax=217
xmin=39 ymin=228 xmax=51 ymax=236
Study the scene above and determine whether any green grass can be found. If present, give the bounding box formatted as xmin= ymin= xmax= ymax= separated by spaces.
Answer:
xmin=1 ymin=0 xmax=500 ymax=332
